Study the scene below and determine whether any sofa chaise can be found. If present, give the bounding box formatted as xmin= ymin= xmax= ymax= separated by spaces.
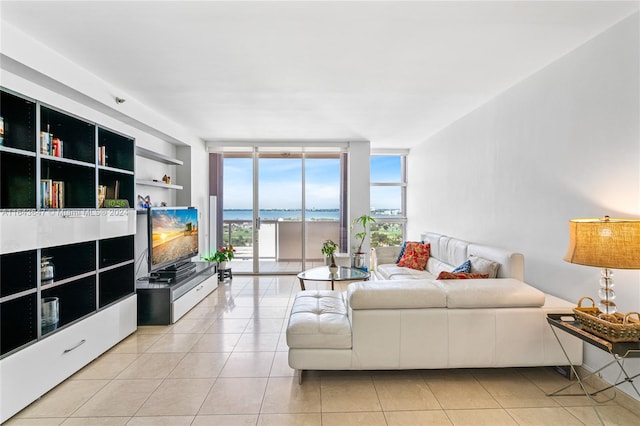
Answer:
xmin=286 ymin=232 xmax=583 ymax=383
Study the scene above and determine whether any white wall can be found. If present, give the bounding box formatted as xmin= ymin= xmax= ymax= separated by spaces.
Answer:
xmin=1 ymin=22 xmax=211 ymax=276
xmin=407 ymin=13 xmax=640 ymax=399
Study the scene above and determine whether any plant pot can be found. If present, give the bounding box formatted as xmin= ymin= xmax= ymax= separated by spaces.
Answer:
xmin=218 ymin=261 xmax=228 ymax=270
xmin=329 ymin=264 xmax=338 ymax=274
xmin=352 ymin=252 xmax=366 ymax=269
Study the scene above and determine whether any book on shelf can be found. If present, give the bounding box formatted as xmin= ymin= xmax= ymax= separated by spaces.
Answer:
xmin=51 ymin=137 xmax=63 ymax=158
xmin=40 ymin=132 xmax=64 ymax=157
xmin=40 ymin=179 xmax=52 ymax=208
xmin=98 ymin=146 xmax=106 ymax=166
xmin=54 ymin=181 xmax=64 ymax=208
xmin=40 ymin=179 xmax=64 ymax=208
xmin=105 ymin=180 xmax=121 ymax=200
xmin=40 ymin=131 xmax=51 ymax=155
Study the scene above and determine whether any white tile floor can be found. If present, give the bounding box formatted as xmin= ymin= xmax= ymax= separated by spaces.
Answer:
xmin=5 ymin=275 xmax=640 ymax=425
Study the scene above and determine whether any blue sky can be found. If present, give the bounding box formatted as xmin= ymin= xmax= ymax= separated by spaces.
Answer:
xmin=223 ymin=157 xmax=340 ymax=209
xmin=223 ymin=156 xmax=401 ymax=210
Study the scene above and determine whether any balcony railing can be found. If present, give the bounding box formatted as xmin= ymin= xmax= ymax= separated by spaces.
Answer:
xmin=222 ymin=219 xmax=341 ymax=261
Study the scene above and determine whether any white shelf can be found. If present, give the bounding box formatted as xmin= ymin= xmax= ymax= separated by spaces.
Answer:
xmin=136 ymin=146 xmax=183 ymax=165
xmin=136 ymin=179 xmax=183 ymax=190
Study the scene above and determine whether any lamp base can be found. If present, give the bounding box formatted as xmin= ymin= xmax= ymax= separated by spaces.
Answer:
xmin=598 ymin=268 xmax=617 ymax=314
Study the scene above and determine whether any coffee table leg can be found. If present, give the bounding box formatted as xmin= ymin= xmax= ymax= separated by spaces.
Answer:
xmin=331 ymin=279 xmax=334 ymax=291
xmin=298 ymin=278 xmax=305 ymax=291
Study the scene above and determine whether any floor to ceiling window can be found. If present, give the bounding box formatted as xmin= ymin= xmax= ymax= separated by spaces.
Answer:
xmin=370 ymin=154 xmax=407 ymax=247
xmin=220 ymin=147 xmax=345 ymax=274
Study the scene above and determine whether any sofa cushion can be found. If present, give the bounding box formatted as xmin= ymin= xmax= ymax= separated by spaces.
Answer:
xmin=429 ymin=235 xmax=469 ymax=267
xmin=348 ymin=280 xmax=447 ymax=309
xmin=397 ymin=242 xmax=430 ymax=270
xmin=373 ymin=246 xmax=403 ymax=268
xmin=425 ymin=257 xmax=455 ymax=277
xmin=437 ymin=278 xmax=546 ymax=308
xmin=376 ymin=263 xmax=435 ymax=280
xmin=436 ymin=271 xmax=489 ymax=280
xmin=469 ymin=255 xmax=500 ymax=278
xmin=287 ymin=290 xmax=352 ymax=349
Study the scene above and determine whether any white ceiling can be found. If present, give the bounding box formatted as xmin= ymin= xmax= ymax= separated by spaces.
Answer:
xmin=1 ymin=1 xmax=638 ymax=149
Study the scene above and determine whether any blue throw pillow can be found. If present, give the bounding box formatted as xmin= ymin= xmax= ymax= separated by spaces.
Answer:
xmin=452 ymin=259 xmax=471 ymax=273
xmin=395 ymin=241 xmax=408 ymax=263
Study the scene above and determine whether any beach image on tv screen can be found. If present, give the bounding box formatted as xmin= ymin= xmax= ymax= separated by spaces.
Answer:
xmin=151 ymin=209 xmax=198 ymax=267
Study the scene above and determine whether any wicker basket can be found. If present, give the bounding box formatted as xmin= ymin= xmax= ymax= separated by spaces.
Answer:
xmin=573 ymin=297 xmax=640 ymax=342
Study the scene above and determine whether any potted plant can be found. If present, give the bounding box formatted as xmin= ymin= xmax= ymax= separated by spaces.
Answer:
xmin=321 ymin=239 xmax=339 ymax=274
xmin=351 ymin=214 xmax=376 ymax=269
xmin=203 ymin=245 xmax=235 ymax=270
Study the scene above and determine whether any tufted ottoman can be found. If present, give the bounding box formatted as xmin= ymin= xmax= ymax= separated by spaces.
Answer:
xmin=286 ymin=290 xmax=352 ymax=383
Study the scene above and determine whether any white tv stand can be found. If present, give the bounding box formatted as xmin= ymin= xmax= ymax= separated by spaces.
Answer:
xmin=136 ymin=262 xmax=217 ymax=325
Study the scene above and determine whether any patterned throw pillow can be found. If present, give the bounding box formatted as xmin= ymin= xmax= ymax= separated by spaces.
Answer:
xmin=436 ymin=271 xmax=490 ymax=280
xmin=397 ymin=242 xmax=430 ymax=270
xmin=452 ymin=259 xmax=471 ymax=273
xmin=395 ymin=240 xmax=424 ymax=263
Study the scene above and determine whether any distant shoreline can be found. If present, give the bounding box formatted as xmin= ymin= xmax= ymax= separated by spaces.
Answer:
xmin=223 ymin=209 xmax=400 ymax=220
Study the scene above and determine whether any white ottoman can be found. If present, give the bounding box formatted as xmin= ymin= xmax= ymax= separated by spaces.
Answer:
xmin=286 ymin=290 xmax=352 ymax=383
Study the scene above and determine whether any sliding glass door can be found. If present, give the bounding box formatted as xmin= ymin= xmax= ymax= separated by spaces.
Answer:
xmin=222 ymin=148 xmax=343 ymax=274
xmin=258 ymin=151 xmax=304 ymax=273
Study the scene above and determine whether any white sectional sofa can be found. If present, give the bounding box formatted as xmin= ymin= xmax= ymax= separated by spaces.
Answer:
xmin=371 ymin=232 xmax=525 ymax=281
xmin=286 ymin=232 xmax=583 ymax=382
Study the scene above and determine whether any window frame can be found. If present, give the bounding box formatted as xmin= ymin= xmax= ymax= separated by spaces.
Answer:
xmin=369 ymin=152 xmax=407 ymax=247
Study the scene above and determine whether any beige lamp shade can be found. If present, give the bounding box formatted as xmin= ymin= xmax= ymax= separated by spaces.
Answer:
xmin=563 ymin=217 xmax=640 ymax=269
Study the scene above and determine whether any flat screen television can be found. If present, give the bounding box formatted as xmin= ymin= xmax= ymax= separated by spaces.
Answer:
xmin=148 ymin=206 xmax=199 ymax=273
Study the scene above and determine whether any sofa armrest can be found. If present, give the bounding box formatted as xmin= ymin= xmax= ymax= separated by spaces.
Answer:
xmin=371 ymin=246 xmax=402 ymax=270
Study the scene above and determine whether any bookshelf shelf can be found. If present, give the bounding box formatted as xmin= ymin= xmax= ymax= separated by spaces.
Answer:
xmin=136 ymin=146 xmax=183 ymax=165
xmin=98 ymin=165 xmax=135 ymax=175
xmin=0 ymin=145 xmax=37 ymax=157
xmin=136 ymin=179 xmax=184 ymax=190
xmin=40 ymin=154 xmax=94 ymax=168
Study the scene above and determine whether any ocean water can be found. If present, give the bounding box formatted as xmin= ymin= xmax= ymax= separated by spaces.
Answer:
xmin=224 ymin=209 xmax=339 ymax=221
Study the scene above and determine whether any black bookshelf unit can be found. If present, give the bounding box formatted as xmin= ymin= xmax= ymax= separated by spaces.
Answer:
xmin=0 ymin=88 xmax=136 ymax=210
xmin=0 ymin=87 xmax=138 ymax=422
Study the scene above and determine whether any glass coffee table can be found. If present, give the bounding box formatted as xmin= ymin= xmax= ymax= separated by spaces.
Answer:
xmin=297 ymin=266 xmax=370 ymax=290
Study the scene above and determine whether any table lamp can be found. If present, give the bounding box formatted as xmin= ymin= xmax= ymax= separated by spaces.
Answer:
xmin=563 ymin=216 xmax=640 ymax=314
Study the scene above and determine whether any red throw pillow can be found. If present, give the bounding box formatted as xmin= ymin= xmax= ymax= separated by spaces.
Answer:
xmin=397 ymin=242 xmax=430 ymax=270
xmin=436 ymin=271 xmax=490 ymax=280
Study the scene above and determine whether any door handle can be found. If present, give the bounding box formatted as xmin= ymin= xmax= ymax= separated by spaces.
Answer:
xmin=255 ymin=217 xmax=261 ymax=230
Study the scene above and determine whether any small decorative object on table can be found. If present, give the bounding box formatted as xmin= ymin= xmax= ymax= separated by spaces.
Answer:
xmin=162 ymin=174 xmax=171 ymax=185
xmin=573 ymin=296 xmax=640 ymax=342
xmin=322 ymin=239 xmax=339 ymax=274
